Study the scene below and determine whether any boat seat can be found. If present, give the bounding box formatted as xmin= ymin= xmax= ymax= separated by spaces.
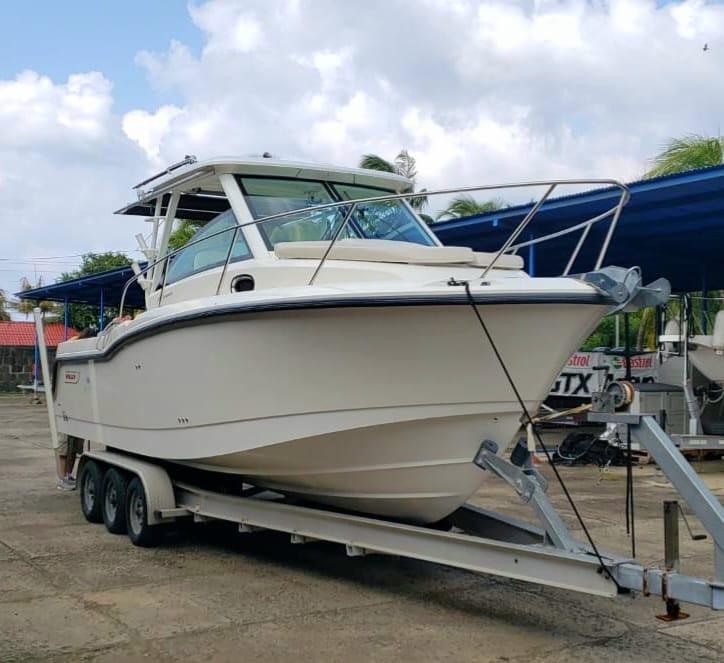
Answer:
xmin=471 ymin=251 xmax=523 ymax=270
xmin=274 ymin=239 xmax=524 ymax=269
xmin=269 ymin=218 xmax=327 ymax=244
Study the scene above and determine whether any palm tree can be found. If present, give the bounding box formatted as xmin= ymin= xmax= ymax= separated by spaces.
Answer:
xmin=0 ymin=289 xmax=11 ymax=321
xmin=359 ymin=150 xmax=428 ymax=211
xmin=15 ymin=277 xmax=60 ymax=320
xmin=642 ymin=133 xmax=724 ymax=343
xmin=644 ymin=134 xmax=723 ymax=178
xmin=359 ymin=154 xmax=396 ymax=174
xmin=436 ymin=195 xmax=503 ymax=221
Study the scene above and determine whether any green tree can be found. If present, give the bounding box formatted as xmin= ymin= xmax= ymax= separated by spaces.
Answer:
xmin=644 ymin=134 xmax=723 ymax=178
xmin=579 ymin=134 xmax=724 ymax=354
xmin=60 ymin=252 xmax=132 ymax=281
xmin=168 ymin=220 xmax=204 ymax=251
xmin=436 ymin=195 xmax=504 ymax=221
xmin=359 ymin=150 xmax=428 ymax=213
xmin=638 ymin=133 xmax=724 ymax=348
xmin=57 ymin=252 xmax=132 ymax=331
xmin=0 ymin=289 xmax=11 ymax=321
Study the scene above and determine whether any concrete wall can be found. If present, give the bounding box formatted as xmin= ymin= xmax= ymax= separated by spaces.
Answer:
xmin=0 ymin=346 xmax=57 ymax=391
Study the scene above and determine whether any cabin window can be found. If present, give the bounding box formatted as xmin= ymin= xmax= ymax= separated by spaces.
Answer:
xmin=331 ymin=184 xmax=435 ymax=246
xmin=239 ymin=176 xmax=434 ymax=248
xmin=165 ymin=209 xmax=251 ymax=285
xmin=239 ymin=177 xmax=349 ymax=249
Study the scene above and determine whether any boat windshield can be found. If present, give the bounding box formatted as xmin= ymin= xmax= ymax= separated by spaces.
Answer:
xmin=238 ymin=176 xmax=435 ymax=249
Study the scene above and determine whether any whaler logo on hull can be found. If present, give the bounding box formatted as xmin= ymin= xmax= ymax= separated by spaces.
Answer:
xmin=63 ymin=371 xmax=80 ymax=384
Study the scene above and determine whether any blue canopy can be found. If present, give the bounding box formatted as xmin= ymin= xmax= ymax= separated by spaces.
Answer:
xmin=433 ymin=165 xmax=724 ymax=293
xmin=17 ymin=264 xmax=146 ymax=309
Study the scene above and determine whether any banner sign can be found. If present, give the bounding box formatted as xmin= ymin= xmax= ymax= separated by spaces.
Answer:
xmin=550 ymin=352 xmax=658 ymax=398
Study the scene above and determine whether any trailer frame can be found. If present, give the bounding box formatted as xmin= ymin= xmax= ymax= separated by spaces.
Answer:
xmin=77 ymin=413 xmax=724 ymax=613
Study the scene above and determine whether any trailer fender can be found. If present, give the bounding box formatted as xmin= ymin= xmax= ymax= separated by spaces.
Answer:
xmin=79 ymin=450 xmax=176 ymax=525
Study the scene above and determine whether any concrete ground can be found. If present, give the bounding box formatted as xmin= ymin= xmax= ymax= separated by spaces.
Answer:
xmin=1 ymin=395 xmax=723 ymax=663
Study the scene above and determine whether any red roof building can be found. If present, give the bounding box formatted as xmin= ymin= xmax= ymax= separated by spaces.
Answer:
xmin=0 ymin=322 xmax=78 ymax=390
xmin=0 ymin=321 xmax=76 ymax=348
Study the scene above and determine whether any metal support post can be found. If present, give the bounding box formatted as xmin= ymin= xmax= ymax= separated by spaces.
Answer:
xmin=33 ymin=340 xmax=39 ymax=397
xmin=701 ymin=272 xmax=708 ymax=333
xmin=631 ymin=416 xmax=724 ymax=585
xmin=99 ymin=288 xmax=105 ymax=331
xmin=33 ymin=309 xmax=59 ymax=450
xmin=664 ymin=500 xmax=680 ymax=574
xmin=615 ymin=314 xmax=620 ymax=347
xmin=527 ymin=232 xmax=535 ymax=276
xmin=680 ymin=296 xmax=702 ymax=434
xmin=473 ymin=441 xmax=580 ymax=552
xmin=657 ymin=500 xmax=689 ymax=620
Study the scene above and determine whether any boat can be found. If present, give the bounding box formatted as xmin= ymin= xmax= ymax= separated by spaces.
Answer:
xmin=660 ymin=299 xmax=724 ymax=386
xmin=52 ymin=156 xmax=652 ymax=523
xmin=689 ymin=309 xmax=724 ymax=385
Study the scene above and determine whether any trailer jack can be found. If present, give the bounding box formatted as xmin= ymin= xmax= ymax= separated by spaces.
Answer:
xmin=590 ymin=381 xmax=724 ymax=612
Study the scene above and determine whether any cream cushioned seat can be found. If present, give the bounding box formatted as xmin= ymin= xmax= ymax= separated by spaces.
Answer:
xmin=274 ymin=239 xmax=523 ymax=270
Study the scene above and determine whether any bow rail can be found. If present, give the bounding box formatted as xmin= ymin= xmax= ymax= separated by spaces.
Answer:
xmin=118 ymin=178 xmax=630 ymax=316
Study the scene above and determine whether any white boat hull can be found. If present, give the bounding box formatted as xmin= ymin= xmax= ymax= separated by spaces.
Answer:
xmin=690 ymin=337 xmax=724 ymax=385
xmin=55 ymin=298 xmax=608 ymax=522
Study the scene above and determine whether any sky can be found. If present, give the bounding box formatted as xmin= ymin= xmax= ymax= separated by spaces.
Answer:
xmin=1 ymin=0 xmax=723 ymax=304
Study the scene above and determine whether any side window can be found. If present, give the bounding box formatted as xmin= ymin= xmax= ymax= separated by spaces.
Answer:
xmin=165 ymin=210 xmax=251 ymax=285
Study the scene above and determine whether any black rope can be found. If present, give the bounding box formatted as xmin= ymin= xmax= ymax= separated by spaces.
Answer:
xmin=626 ymin=426 xmax=637 ymax=558
xmin=461 ymin=282 xmax=622 ymax=590
xmin=622 ymin=313 xmax=636 ymax=558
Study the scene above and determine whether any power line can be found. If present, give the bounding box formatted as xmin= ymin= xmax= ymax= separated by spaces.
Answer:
xmin=0 ymin=261 xmax=83 ymax=266
xmin=0 ymin=249 xmax=142 ymax=261
xmin=0 ymin=268 xmax=66 ymax=273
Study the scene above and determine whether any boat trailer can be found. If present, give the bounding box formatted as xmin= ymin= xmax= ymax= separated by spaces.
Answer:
xmin=33 ymin=312 xmax=723 ymax=614
xmin=74 ymin=380 xmax=723 ymax=615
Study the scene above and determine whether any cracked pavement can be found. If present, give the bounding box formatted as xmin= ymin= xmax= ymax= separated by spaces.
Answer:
xmin=1 ymin=395 xmax=723 ymax=662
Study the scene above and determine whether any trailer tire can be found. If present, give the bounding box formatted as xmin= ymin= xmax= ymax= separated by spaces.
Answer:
xmin=102 ymin=468 xmax=129 ymax=534
xmin=126 ymin=476 xmax=161 ymax=547
xmin=79 ymin=460 xmax=103 ymax=523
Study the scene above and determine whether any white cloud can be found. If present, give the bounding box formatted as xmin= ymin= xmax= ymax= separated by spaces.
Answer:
xmin=0 ymin=70 xmax=147 ymax=299
xmin=128 ymin=0 xmax=724 ymax=195
xmin=122 ymin=105 xmax=184 ymax=163
xmin=189 ymin=2 xmax=262 ymax=53
xmin=670 ymin=0 xmax=706 ymax=38
xmin=609 ymin=0 xmax=654 ymax=34
xmin=0 ymin=70 xmax=113 ymax=147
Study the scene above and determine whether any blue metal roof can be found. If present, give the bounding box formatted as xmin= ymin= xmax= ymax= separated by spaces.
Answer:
xmin=433 ymin=165 xmax=724 ymax=293
xmin=16 ymin=264 xmax=146 ymax=308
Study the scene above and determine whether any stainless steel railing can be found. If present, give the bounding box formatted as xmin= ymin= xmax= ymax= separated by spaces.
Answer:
xmin=118 ymin=178 xmax=629 ymax=316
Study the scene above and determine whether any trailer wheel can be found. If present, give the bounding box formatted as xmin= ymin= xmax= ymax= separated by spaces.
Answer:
xmin=102 ymin=468 xmax=129 ymax=534
xmin=126 ymin=476 xmax=161 ymax=547
xmin=79 ymin=460 xmax=103 ymax=523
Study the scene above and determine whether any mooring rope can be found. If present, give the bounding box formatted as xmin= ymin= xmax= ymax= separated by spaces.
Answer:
xmin=461 ymin=281 xmax=622 ymax=590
